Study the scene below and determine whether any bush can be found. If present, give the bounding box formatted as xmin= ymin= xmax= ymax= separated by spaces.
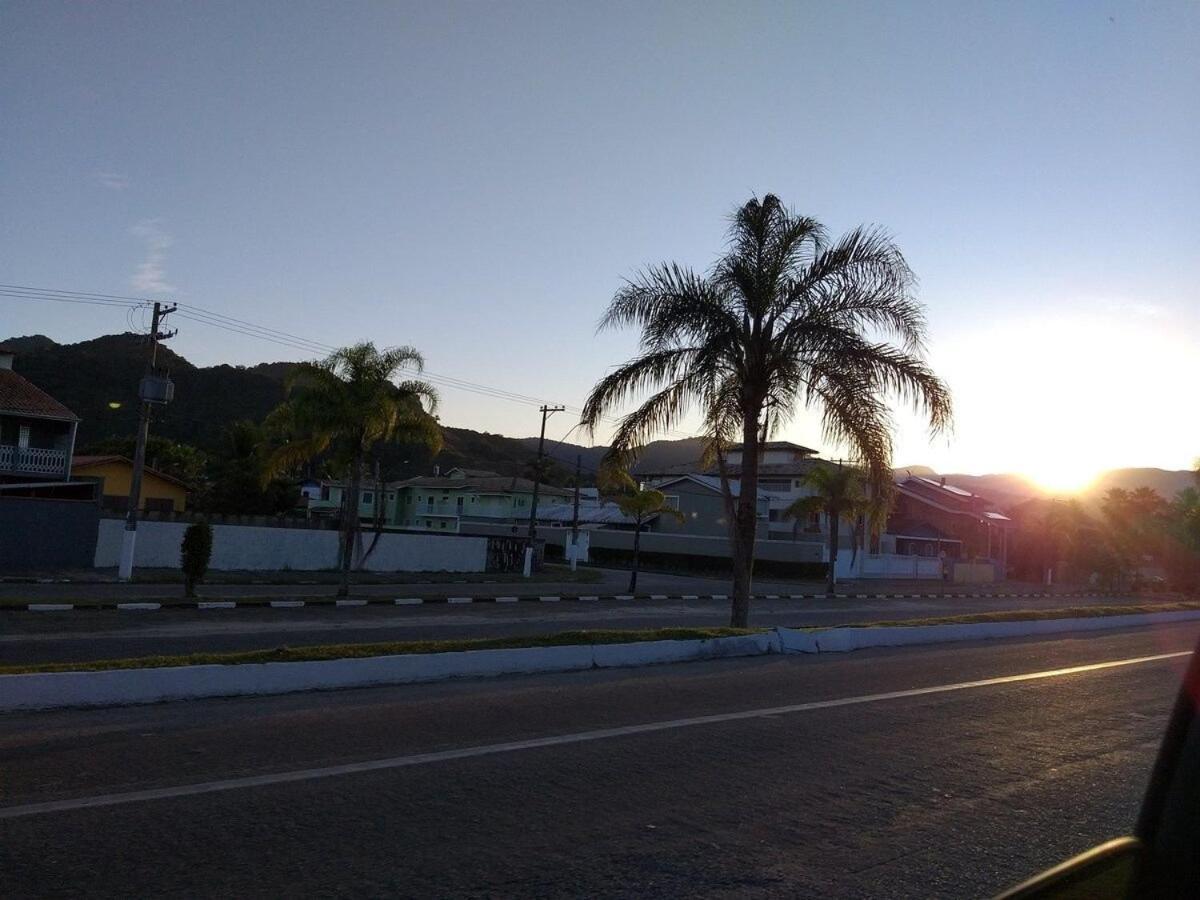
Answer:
xmin=180 ymin=522 xmax=213 ymax=597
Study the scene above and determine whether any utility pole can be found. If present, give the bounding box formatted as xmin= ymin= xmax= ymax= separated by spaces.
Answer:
xmin=569 ymin=454 xmax=582 ymax=571
xmin=118 ymin=301 xmax=177 ymax=582
xmin=524 ymin=404 xmax=564 ymax=576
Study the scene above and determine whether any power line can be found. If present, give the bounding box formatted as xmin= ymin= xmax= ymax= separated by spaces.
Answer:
xmin=0 ymin=281 xmax=705 ymax=441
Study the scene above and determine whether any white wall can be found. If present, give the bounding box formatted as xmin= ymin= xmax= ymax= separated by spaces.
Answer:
xmin=93 ymin=519 xmax=487 ymax=572
xmin=855 ymin=554 xmax=943 ymax=579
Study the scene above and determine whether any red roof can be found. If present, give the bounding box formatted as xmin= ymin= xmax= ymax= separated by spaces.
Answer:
xmin=0 ymin=369 xmax=78 ymax=420
xmin=72 ymin=455 xmax=191 ymax=489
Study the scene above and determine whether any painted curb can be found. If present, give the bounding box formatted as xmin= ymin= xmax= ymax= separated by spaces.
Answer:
xmin=0 ymin=634 xmax=774 ymax=712
xmin=0 ymin=590 xmax=1138 ymax=613
xmin=776 ymin=610 xmax=1200 ymax=654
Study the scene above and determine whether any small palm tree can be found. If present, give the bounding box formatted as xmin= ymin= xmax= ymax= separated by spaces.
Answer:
xmin=264 ymin=342 xmax=441 ymax=596
xmin=784 ymin=465 xmax=884 ymax=594
xmin=602 ymin=468 xmax=684 ymax=593
xmin=582 ymin=194 xmax=951 ymax=626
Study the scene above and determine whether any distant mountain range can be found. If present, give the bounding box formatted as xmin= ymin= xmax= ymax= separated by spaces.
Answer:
xmin=5 ymin=332 xmax=1193 ymax=500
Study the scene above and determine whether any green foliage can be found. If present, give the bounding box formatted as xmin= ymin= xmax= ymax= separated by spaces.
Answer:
xmin=1 ymin=627 xmax=764 ymax=674
xmin=82 ymin=435 xmax=207 ymax=486
xmin=198 ymin=421 xmax=298 ymax=515
xmin=582 ymin=194 xmax=952 ymax=489
xmin=263 ymin=342 xmax=442 ymax=479
xmin=180 ymin=522 xmax=213 ymax=597
xmin=581 ymin=194 xmax=951 ymax=623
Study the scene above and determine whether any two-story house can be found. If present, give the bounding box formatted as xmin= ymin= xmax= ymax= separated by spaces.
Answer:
xmin=309 ymin=467 xmax=574 ymax=533
xmin=714 ymin=441 xmax=825 ymax=539
xmin=396 ymin=468 xmax=573 ymax=533
xmin=0 ymin=345 xmax=78 ymax=483
xmin=882 ymin=475 xmax=1012 ymax=567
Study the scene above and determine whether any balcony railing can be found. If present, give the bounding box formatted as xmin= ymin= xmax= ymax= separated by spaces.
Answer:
xmin=0 ymin=444 xmax=68 ymax=477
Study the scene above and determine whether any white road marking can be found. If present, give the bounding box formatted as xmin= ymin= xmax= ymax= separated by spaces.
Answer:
xmin=0 ymin=649 xmax=1188 ymax=822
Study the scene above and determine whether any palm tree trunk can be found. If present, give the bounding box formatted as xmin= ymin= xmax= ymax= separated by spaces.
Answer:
xmin=339 ymin=455 xmax=363 ymax=598
xmin=629 ymin=519 xmax=641 ymax=594
xmin=729 ymin=414 xmax=761 ymax=628
xmin=826 ymin=507 xmax=839 ymax=595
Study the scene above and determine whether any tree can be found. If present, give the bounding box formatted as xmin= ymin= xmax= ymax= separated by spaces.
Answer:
xmin=582 ymin=194 xmax=951 ymax=626
xmin=180 ymin=521 xmax=213 ymax=598
xmin=264 ymin=343 xmax=441 ymax=596
xmin=601 ymin=467 xmax=684 ymax=593
xmin=782 ymin=464 xmax=884 ymax=594
xmin=83 ymin=435 xmax=207 ymax=487
xmin=201 ymin=420 xmax=298 ymax=515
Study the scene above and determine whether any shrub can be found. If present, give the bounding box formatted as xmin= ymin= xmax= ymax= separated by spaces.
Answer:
xmin=180 ymin=522 xmax=214 ymax=597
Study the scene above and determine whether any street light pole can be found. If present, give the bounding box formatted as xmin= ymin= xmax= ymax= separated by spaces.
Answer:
xmin=117 ymin=301 xmax=176 ymax=582
xmin=524 ymin=404 xmax=564 ymax=575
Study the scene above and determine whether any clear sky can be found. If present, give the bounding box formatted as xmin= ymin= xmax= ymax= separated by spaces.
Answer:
xmin=2 ymin=1 xmax=1197 ymax=488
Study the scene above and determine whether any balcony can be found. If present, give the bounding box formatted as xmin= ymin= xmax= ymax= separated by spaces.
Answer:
xmin=0 ymin=444 xmax=68 ymax=478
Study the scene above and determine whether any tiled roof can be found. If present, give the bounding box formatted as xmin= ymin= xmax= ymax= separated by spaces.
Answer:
xmin=0 ymin=370 xmax=78 ymax=420
xmin=731 ymin=440 xmax=817 ymax=455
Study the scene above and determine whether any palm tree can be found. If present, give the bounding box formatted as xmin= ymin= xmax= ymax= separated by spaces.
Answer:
xmin=602 ymin=468 xmax=684 ymax=594
xmin=264 ymin=342 xmax=441 ymax=596
xmin=783 ymin=464 xmax=883 ymax=594
xmin=582 ymin=194 xmax=951 ymax=626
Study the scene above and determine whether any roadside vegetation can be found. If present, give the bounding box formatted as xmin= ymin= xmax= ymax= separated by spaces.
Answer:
xmin=1007 ymin=465 xmax=1200 ymax=592
xmin=0 ymin=627 xmax=761 ymax=674
xmin=262 ymin=342 xmax=442 ymax=596
xmin=582 ymin=194 xmax=952 ymax=627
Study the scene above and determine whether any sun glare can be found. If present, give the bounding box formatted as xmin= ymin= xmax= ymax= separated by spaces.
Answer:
xmin=1024 ymin=461 xmax=1099 ymax=495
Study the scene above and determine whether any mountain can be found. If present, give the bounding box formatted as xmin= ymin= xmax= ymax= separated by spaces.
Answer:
xmin=9 ymin=333 xmax=1193 ymax=496
xmin=519 ymin=435 xmax=707 ymax=478
xmin=1084 ymin=468 xmax=1197 ymax=502
xmin=894 ymin=465 xmax=1198 ymax=510
xmin=2 ymin=334 xmax=580 ymax=485
xmin=6 ymin=333 xmax=289 ymax=450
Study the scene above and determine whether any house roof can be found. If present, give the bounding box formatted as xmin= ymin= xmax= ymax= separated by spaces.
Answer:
xmin=397 ymin=474 xmax=573 ymax=498
xmin=72 ymin=455 xmax=192 ymax=490
xmin=651 ymin=473 xmax=769 ymax=500
xmin=896 ymin=476 xmax=1011 ymax=523
xmin=0 ymin=369 xmax=78 ymax=421
xmin=731 ymin=440 xmax=817 ymax=455
xmin=447 ymin=467 xmax=501 ymax=478
xmin=535 ymin=502 xmax=638 ymax=526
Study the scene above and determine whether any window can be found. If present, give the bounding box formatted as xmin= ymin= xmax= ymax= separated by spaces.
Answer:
xmin=362 ymin=491 xmax=374 ymax=504
xmin=439 ymin=521 xmax=447 ymax=529
xmin=386 ymin=492 xmax=394 ymax=500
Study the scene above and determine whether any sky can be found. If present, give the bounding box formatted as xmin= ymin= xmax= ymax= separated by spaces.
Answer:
xmin=2 ymin=1 xmax=1197 ymax=490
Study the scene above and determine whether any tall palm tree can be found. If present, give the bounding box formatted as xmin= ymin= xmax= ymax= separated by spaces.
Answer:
xmin=601 ymin=467 xmax=684 ymax=593
xmin=264 ymin=342 xmax=441 ymax=596
xmin=783 ymin=464 xmax=884 ymax=594
xmin=582 ymin=194 xmax=951 ymax=626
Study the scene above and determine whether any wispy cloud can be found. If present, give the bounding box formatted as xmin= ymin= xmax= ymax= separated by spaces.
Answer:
xmin=130 ymin=219 xmax=176 ymax=295
xmin=95 ymin=171 xmax=130 ymax=190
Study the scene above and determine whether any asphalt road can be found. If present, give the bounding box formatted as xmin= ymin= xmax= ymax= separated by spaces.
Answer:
xmin=4 ymin=623 xmax=1198 ymax=897
xmin=0 ymin=591 xmax=1159 ymax=665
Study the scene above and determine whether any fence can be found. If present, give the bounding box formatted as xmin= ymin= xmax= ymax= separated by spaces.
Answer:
xmin=93 ymin=518 xmax=489 ymax=572
xmin=0 ymin=496 xmax=100 ymax=571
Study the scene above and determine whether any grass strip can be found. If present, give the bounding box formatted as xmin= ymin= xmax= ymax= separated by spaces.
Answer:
xmin=0 ymin=627 xmax=762 ymax=675
xmin=804 ymin=601 xmax=1200 ymax=631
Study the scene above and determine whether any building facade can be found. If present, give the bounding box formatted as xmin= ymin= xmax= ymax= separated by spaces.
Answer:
xmin=0 ymin=345 xmax=78 ymax=483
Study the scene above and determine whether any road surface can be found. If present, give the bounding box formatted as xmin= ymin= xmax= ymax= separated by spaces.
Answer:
xmin=4 ymin=622 xmax=1197 ymax=897
xmin=1 ymin=591 xmax=1157 ymax=665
